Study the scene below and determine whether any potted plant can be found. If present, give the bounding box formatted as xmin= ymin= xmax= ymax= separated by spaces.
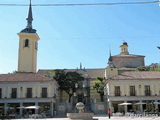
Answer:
xmin=144 ymin=109 xmax=149 ymax=114
xmin=155 ymin=107 xmax=159 ymax=114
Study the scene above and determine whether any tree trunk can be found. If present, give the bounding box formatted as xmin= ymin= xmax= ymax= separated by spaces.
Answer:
xmin=68 ymin=94 xmax=72 ymax=103
xmin=60 ymin=91 xmax=62 ymax=102
xmin=100 ymin=94 xmax=104 ymax=102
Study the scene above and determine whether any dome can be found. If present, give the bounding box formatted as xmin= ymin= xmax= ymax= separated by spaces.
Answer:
xmin=123 ymin=42 xmax=128 ymax=46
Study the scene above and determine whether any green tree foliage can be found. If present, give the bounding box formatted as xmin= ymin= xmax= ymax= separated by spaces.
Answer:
xmin=53 ymin=69 xmax=84 ymax=103
xmin=93 ymin=76 xmax=105 ymax=102
xmin=136 ymin=63 xmax=160 ymax=71
xmin=144 ymin=101 xmax=150 ymax=112
xmin=136 ymin=66 xmax=150 ymax=71
xmin=0 ymin=106 xmax=4 ymax=116
xmin=150 ymin=67 xmax=160 ymax=71
xmin=149 ymin=63 xmax=160 ymax=71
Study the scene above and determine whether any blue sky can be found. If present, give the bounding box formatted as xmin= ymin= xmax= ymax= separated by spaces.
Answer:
xmin=0 ymin=0 xmax=160 ymax=73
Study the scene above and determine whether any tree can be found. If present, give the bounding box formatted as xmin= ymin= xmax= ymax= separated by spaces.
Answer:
xmin=149 ymin=63 xmax=160 ymax=71
xmin=136 ymin=66 xmax=150 ymax=71
xmin=0 ymin=106 xmax=4 ymax=117
xmin=136 ymin=63 xmax=160 ymax=71
xmin=53 ymin=69 xmax=84 ymax=103
xmin=152 ymin=67 xmax=160 ymax=71
xmin=144 ymin=101 xmax=150 ymax=112
xmin=93 ymin=76 xmax=105 ymax=102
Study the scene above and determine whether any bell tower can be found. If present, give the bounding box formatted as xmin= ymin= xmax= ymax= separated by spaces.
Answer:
xmin=17 ymin=0 xmax=40 ymax=73
xmin=120 ymin=41 xmax=129 ymax=55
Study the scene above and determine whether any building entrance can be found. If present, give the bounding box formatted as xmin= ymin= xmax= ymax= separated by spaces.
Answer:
xmin=78 ymin=94 xmax=83 ymax=102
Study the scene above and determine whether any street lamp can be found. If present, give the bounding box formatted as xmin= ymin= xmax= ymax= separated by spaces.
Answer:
xmin=73 ymin=83 xmax=78 ymax=104
xmin=75 ymin=83 xmax=78 ymax=88
xmin=73 ymin=92 xmax=77 ymax=97
xmin=82 ymin=82 xmax=88 ymax=102
xmin=83 ymin=84 xmax=85 ymax=88
xmin=75 ymin=82 xmax=88 ymax=104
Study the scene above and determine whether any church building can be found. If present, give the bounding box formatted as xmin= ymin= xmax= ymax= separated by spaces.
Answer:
xmin=0 ymin=1 xmax=58 ymax=118
xmin=0 ymin=0 xmax=160 ymax=118
xmin=112 ymin=42 xmax=145 ymax=68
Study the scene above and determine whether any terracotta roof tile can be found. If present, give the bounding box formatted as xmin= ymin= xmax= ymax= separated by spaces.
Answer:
xmin=111 ymin=71 xmax=160 ymax=80
xmin=85 ymin=69 xmax=105 ymax=78
xmin=0 ymin=73 xmax=53 ymax=82
xmin=38 ymin=68 xmax=105 ymax=78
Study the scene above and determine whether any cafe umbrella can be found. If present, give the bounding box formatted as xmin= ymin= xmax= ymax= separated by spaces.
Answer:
xmin=24 ymin=105 xmax=41 ymax=109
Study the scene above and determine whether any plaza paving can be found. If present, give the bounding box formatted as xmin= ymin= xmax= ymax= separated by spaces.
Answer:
xmin=13 ymin=115 xmax=160 ymax=120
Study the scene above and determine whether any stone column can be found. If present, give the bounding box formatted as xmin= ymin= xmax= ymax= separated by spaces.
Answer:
xmin=108 ymin=100 xmax=112 ymax=109
xmin=50 ymin=101 xmax=53 ymax=117
xmin=4 ymin=103 xmax=7 ymax=115
xmin=155 ymin=100 xmax=158 ymax=108
xmin=35 ymin=102 xmax=38 ymax=114
xmin=140 ymin=100 xmax=143 ymax=112
xmin=20 ymin=102 xmax=23 ymax=118
xmin=124 ymin=101 xmax=127 ymax=113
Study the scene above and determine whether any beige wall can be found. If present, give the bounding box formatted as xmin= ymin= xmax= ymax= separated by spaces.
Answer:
xmin=105 ymin=68 xmax=118 ymax=78
xmin=17 ymin=33 xmax=39 ymax=73
xmin=57 ymin=91 xmax=69 ymax=102
xmin=107 ymin=79 xmax=160 ymax=97
xmin=0 ymin=81 xmax=58 ymax=99
xmin=90 ymin=79 xmax=102 ymax=102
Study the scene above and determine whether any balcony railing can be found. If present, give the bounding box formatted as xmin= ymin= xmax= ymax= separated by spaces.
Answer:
xmin=130 ymin=91 xmax=136 ymax=96
xmin=115 ymin=91 xmax=121 ymax=96
xmin=11 ymin=93 xmax=17 ymax=98
xmin=26 ymin=93 xmax=32 ymax=98
xmin=41 ymin=93 xmax=48 ymax=98
xmin=145 ymin=90 xmax=151 ymax=96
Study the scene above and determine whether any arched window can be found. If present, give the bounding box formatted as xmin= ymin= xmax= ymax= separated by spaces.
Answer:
xmin=24 ymin=39 xmax=29 ymax=47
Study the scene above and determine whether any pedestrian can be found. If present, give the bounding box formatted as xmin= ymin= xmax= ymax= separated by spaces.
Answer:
xmin=108 ymin=108 xmax=111 ymax=119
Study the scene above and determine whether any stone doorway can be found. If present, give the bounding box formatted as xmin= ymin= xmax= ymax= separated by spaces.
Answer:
xmin=77 ymin=94 xmax=83 ymax=102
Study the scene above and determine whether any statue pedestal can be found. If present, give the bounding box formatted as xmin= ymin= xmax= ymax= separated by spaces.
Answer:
xmin=67 ymin=113 xmax=94 ymax=120
xmin=67 ymin=102 xmax=97 ymax=120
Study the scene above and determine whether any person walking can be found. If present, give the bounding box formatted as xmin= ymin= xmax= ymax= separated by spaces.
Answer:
xmin=108 ymin=108 xmax=111 ymax=119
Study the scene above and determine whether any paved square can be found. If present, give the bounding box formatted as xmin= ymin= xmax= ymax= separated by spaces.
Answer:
xmin=14 ymin=116 xmax=160 ymax=120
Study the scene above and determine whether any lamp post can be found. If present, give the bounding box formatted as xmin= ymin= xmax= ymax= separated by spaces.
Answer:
xmin=75 ymin=83 xmax=78 ymax=88
xmin=73 ymin=83 xmax=78 ymax=105
xmin=74 ymin=83 xmax=88 ymax=104
xmin=83 ymin=84 xmax=88 ymax=104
